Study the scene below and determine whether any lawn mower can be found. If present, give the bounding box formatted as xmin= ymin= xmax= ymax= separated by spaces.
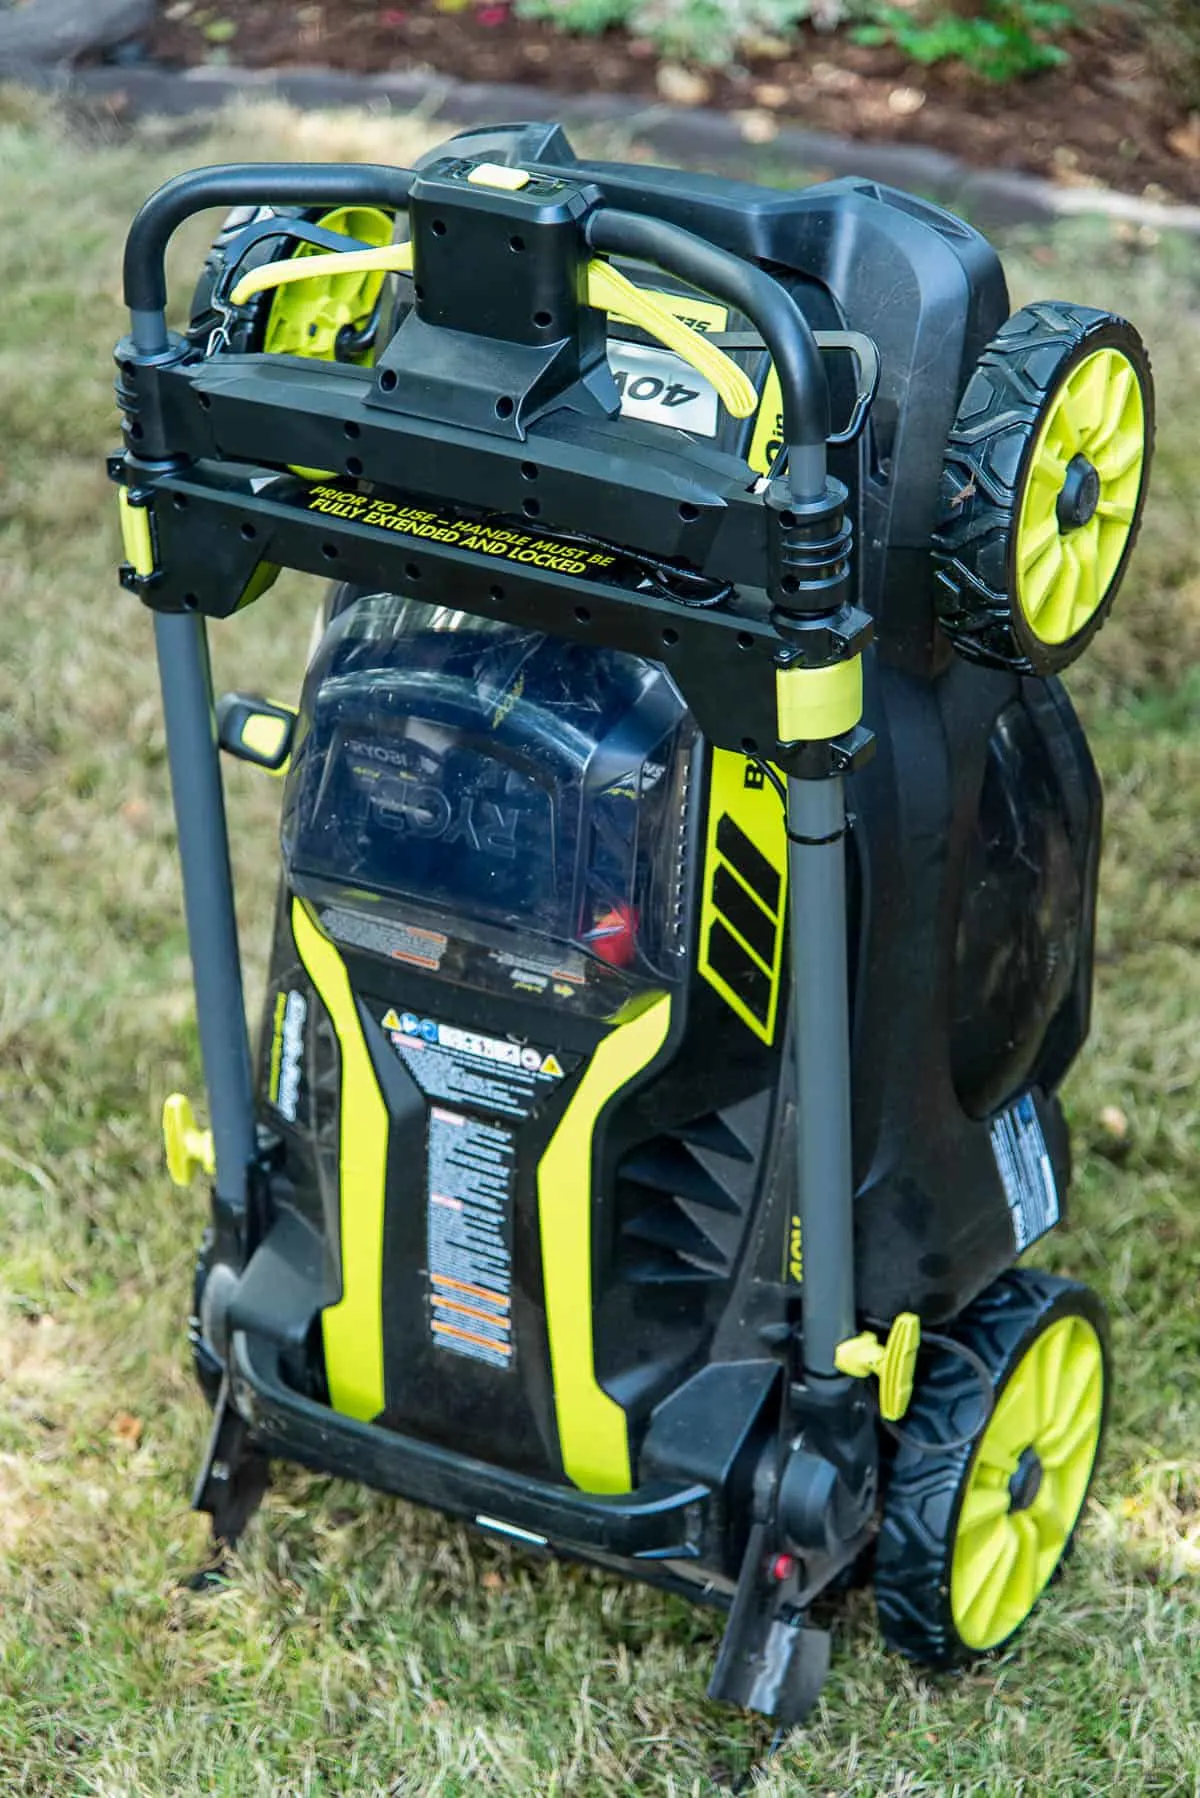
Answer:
xmin=112 ymin=121 xmax=1153 ymax=1721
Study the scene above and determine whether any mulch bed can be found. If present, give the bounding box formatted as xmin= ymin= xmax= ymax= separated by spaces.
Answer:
xmin=143 ymin=2 xmax=1200 ymax=204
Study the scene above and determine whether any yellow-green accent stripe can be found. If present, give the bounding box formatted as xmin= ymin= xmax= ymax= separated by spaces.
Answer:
xmin=538 ymin=993 xmax=672 ymax=1493
xmin=291 ymin=898 xmax=388 ymax=1422
xmin=118 ymin=489 xmax=154 ymax=576
xmin=776 ymin=656 xmax=863 ymax=742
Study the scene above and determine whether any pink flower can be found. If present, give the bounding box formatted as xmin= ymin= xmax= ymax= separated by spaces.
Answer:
xmin=477 ymin=2 xmax=509 ymax=21
xmin=380 ymin=8 xmax=407 ymax=24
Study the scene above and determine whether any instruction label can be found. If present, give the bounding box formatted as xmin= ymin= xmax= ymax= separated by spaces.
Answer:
xmin=380 ymin=1006 xmax=572 ymax=1121
xmin=990 ymin=1094 xmax=1060 ymax=1252
xmin=427 ymin=1106 xmax=514 ymax=1369
xmin=300 ymin=484 xmax=623 ymax=580
xmin=320 ymin=905 xmax=448 ymax=971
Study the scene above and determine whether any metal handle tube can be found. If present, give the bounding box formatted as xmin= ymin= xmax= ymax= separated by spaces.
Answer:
xmin=786 ymin=775 xmax=856 ymax=1376
xmin=586 ymin=208 xmax=831 ymax=501
xmin=124 ymin=162 xmax=415 ymax=352
xmin=154 ymin=610 xmax=258 ymax=1208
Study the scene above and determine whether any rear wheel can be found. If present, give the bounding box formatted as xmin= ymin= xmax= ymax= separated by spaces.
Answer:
xmin=934 ymin=303 xmax=1153 ymax=675
xmin=875 ymin=1268 xmax=1108 ymax=1666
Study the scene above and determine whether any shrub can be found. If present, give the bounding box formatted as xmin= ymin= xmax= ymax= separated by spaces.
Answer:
xmin=854 ymin=0 xmax=1080 ymax=83
xmin=513 ymin=0 xmax=854 ymax=66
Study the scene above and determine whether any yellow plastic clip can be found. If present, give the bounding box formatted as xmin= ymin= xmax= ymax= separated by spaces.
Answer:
xmin=162 ymin=1093 xmax=215 ymax=1188
xmin=586 ymin=259 xmax=758 ymax=420
xmin=118 ymin=488 xmax=155 ymax=577
xmin=230 ymin=241 xmax=414 ymax=308
xmin=834 ymin=1312 xmax=921 ymax=1422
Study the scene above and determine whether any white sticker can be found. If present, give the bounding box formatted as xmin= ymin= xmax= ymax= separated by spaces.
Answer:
xmin=276 ymin=990 xmax=307 ymax=1124
xmin=990 ymin=1094 xmax=1060 ymax=1252
xmin=609 ymin=341 xmax=721 ymax=438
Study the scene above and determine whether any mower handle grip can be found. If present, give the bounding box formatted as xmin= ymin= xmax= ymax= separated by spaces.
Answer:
xmin=122 ymin=162 xmax=415 ymax=349
xmin=587 ymin=208 xmax=832 ymax=503
xmin=123 ymin=166 xmax=834 ymax=501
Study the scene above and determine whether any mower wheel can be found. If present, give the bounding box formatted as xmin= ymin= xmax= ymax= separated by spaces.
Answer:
xmin=875 ymin=1268 xmax=1108 ymax=1667
xmin=934 ymin=303 xmax=1153 ymax=675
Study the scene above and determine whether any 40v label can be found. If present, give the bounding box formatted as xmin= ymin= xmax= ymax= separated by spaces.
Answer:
xmin=608 ymin=341 xmax=721 ymax=438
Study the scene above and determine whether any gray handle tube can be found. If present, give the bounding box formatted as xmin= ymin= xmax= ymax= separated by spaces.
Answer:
xmin=786 ymin=775 xmax=856 ymax=1376
xmin=154 ymin=610 xmax=258 ymax=1208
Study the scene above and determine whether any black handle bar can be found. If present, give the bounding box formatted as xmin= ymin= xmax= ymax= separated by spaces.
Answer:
xmin=123 ymin=162 xmax=416 ymax=345
xmin=123 ymin=163 xmax=833 ymax=501
xmin=587 ymin=208 xmax=831 ymax=502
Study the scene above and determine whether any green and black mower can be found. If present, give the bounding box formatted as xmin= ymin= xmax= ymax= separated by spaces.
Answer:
xmin=112 ymin=122 xmax=1153 ymax=1719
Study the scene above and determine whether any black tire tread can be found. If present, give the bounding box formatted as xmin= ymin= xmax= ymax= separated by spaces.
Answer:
xmin=933 ymin=302 xmax=1153 ymax=676
xmin=875 ymin=1267 xmax=1108 ymax=1668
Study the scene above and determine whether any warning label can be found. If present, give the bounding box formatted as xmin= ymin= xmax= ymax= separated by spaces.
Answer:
xmin=991 ymin=1094 xmax=1060 ymax=1252
xmin=427 ymin=1106 xmax=514 ymax=1369
xmin=320 ymin=905 xmax=448 ymax=971
xmin=381 ymin=1006 xmax=572 ymax=1120
xmin=301 ymin=484 xmax=622 ymax=580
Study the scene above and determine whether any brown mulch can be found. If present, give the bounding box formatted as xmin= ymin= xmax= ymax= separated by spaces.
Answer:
xmin=143 ymin=2 xmax=1200 ymax=204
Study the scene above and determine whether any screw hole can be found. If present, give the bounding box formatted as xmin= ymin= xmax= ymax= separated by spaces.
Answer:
xmin=522 ymin=497 xmax=540 ymax=518
xmin=737 ymin=631 xmax=754 ymax=650
xmin=379 ymin=369 xmax=398 ymax=393
xmin=321 ymin=542 xmax=338 ymax=561
xmin=197 ymin=393 xmax=211 ymax=412
xmin=489 ymin=583 xmax=505 ymax=602
xmin=404 ymin=562 xmax=421 ymax=582
xmin=431 ymin=218 xmax=447 ymax=237
xmin=182 ymin=592 xmax=200 ymax=611
xmin=533 ymin=309 xmax=553 ymax=329
xmin=521 ymin=461 xmax=539 ymax=481
xmin=678 ymin=502 xmax=700 ymax=523
xmin=171 ymin=493 xmax=188 ymax=512
xmin=575 ymin=605 xmax=591 ymax=624
xmin=240 ymin=522 xmax=256 ymax=541
xmin=495 ymin=396 xmax=515 ymax=420
xmin=344 ymin=420 xmax=361 ymax=440
xmin=741 ymin=736 xmax=758 ymax=753
xmin=346 ymin=456 xmax=363 ymax=478
xmin=782 ymin=575 xmax=799 ymax=595
xmin=509 ymin=235 xmax=526 ymax=254
xmin=779 ymin=510 xmax=796 ymax=529
xmin=661 ymin=627 xmax=679 ymax=647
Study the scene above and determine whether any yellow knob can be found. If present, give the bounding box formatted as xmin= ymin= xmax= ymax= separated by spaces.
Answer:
xmin=834 ymin=1312 xmax=921 ymax=1422
xmin=162 ymin=1093 xmax=215 ymax=1188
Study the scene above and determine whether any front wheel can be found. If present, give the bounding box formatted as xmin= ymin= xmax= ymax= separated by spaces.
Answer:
xmin=875 ymin=1268 xmax=1108 ymax=1667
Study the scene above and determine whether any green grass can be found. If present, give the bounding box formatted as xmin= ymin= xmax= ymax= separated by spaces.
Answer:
xmin=1 ymin=91 xmax=1199 ymax=1797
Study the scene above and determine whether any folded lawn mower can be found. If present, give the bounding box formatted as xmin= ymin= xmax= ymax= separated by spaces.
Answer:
xmin=112 ymin=120 xmax=1153 ymax=1720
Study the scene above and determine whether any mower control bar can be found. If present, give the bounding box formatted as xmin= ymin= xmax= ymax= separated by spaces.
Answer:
xmin=122 ymin=161 xmax=416 ymax=350
xmin=587 ymin=208 xmax=832 ymax=502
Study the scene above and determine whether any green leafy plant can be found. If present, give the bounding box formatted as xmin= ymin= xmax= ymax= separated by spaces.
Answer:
xmin=855 ymin=0 xmax=1078 ymax=82
xmin=514 ymin=0 xmax=854 ymax=65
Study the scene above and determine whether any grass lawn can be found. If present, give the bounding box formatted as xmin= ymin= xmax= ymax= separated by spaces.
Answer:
xmin=0 ymin=91 xmax=1198 ymax=1797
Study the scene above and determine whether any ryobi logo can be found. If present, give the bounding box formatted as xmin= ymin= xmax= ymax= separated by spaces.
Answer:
xmin=273 ymin=989 xmax=307 ymax=1123
xmin=368 ymin=785 xmax=521 ymax=859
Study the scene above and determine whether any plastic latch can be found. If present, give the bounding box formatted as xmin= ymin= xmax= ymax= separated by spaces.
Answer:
xmin=834 ymin=1313 xmax=921 ymax=1422
xmin=467 ymin=162 xmax=532 ymax=191
xmin=162 ymin=1093 xmax=215 ymax=1188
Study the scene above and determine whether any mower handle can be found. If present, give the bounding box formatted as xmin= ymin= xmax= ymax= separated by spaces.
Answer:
xmin=587 ymin=208 xmax=832 ymax=502
xmin=123 ymin=163 xmax=834 ymax=501
xmin=122 ymin=162 xmax=416 ymax=350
